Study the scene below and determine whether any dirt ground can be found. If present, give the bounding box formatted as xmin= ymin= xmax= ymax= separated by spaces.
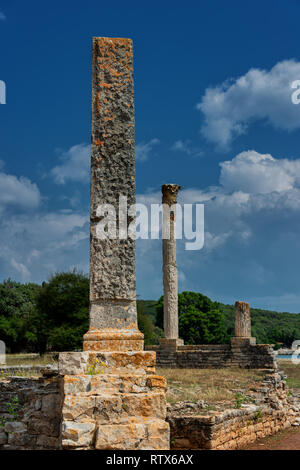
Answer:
xmin=241 ymin=426 xmax=300 ymax=450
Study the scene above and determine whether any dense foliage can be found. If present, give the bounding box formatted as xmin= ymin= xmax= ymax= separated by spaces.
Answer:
xmin=35 ymin=271 xmax=89 ymax=352
xmin=155 ymin=291 xmax=229 ymax=344
xmin=1 ymin=274 xmax=300 ymax=352
xmin=0 ymin=279 xmax=41 ymax=353
xmin=0 ymin=272 xmax=89 ymax=353
xmin=137 ymin=300 xmax=163 ymax=345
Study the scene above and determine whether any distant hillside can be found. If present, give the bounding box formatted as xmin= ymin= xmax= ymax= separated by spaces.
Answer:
xmin=217 ymin=302 xmax=300 ymax=346
xmin=139 ymin=297 xmax=300 ymax=347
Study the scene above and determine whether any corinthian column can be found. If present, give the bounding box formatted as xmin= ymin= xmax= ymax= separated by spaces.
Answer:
xmin=160 ymin=184 xmax=184 ymax=350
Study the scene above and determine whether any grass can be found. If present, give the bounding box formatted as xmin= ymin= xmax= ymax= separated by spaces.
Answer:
xmin=157 ymin=361 xmax=300 ymax=409
xmin=157 ymin=367 xmax=264 ymax=408
xmin=0 ymin=353 xmax=58 ymax=377
xmin=1 ymin=355 xmax=299 ymax=402
xmin=5 ymin=353 xmax=58 ymax=367
xmin=278 ymin=360 xmax=300 ymax=389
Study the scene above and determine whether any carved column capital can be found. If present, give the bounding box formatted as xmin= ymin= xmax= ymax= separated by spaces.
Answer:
xmin=162 ymin=184 xmax=181 ymax=206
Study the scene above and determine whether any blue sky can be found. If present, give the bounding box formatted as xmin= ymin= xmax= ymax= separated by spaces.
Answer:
xmin=1 ymin=0 xmax=300 ymax=312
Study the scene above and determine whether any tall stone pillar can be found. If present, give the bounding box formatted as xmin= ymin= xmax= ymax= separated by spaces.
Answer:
xmin=58 ymin=38 xmax=169 ymax=450
xmin=231 ymin=301 xmax=256 ymax=346
xmin=160 ymin=184 xmax=183 ymax=351
xmin=83 ymin=36 xmax=142 ymax=353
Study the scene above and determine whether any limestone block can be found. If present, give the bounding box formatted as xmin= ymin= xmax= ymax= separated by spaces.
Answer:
xmin=59 ymin=352 xmax=89 ymax=375
xmin=95 ymin=419 xmax=169 ymax=450
xmin=62 ymin=395 xmax=96 ymax=421
xmin=62 ymin=374 xmax=166 ymax=396
xmin=59 ymin=351 xmax=156 ymax=376
xmin=62 ymin=421 xmax=96 ymax=448
xmin=95 ymin=422 xmax=147 ymax=450
xmin=138 ymin=419 xmax=170 ymax=450
xmin=121 ymin=392 xmax=166 ymax=420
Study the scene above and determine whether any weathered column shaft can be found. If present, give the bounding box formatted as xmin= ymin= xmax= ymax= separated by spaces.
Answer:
xmin=162 ymin=184 xmax=181 ymax=340
xmin=83 ymin=37 xmax=143 ymax=351
xmin=235 ymin=301 xmax=251 ymax=337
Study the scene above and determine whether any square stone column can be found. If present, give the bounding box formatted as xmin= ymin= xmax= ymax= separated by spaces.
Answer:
xmin=83 ymin=37 xmax=143 ymax=352
xmin=58 ymin=37 xmax=169 ymax=450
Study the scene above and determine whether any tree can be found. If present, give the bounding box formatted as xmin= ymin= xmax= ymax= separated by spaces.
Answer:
xmin=179 ymin=306 xmax=229 ymax=345
xmin=156 ymin=291 xmax=228 ymax=344
xmin=35 ymin=271 xmax=89 ymax=352
xmin=0 ymin=279 xmax=41 ymax=353
xmin=137 ymin=301 xmax=163 ymax=345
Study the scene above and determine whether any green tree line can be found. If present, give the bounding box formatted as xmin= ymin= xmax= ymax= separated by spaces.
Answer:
xmin=1 ymin=272 xmax=300 ymax=353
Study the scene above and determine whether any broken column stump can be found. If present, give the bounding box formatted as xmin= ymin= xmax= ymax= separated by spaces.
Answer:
xmin=231 ymin=301 xmax=256 ymax=347
xmin=58 ymin=37 xmax=169 ymax=450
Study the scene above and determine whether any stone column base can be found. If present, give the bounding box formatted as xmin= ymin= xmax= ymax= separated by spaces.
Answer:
xmin=159 ymin=338 xmax=184 ymax=351
xmin=231 ymin=337 xmax=257 ymax=347
xmin=58 ymin=351 xmax=170 ymax=450
xmin=83 ymin=328 xmax=144 ymax=352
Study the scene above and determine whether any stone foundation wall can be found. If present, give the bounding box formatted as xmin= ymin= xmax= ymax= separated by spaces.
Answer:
xmin=168 ymin=370 xmax=300 ymax=450
xmin=0 ymin=373 xmax=62 ymax=450
xmin=146 ymin=343 xmax=276 ymax=369
xmin=1 ymin=367 xmax=298 ymax=450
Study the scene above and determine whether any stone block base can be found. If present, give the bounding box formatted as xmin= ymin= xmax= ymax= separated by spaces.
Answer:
xmin=231 ymin=337 xmax=257 ymax=346
xmin=83 ymin=328 xmax=144 ymax=352
xmin=159 ymin=338 xmax=184 ymax=351
xmin=59 ymin=351 xmax=170 ymax=450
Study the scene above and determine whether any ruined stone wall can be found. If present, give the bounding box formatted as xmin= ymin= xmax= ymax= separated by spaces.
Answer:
xmin=168 ymin=370 xmax=300 ymax=450
xmin=0 ymin=367 xmax=299 ymax=450
xmin=0 ymin=374 xmax=62 ymax=450
xmin=146 ymin=343 xmax=276 ymax=369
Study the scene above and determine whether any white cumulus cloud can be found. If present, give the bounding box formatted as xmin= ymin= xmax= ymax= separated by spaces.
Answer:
xmin=0 ymin=172 xmax=40 ymax=212
xmin=50 ymin=143 xmax=90 ymax=184
xmin=220 ymin=150 xmax=300 ymax=194
xmin=0 ymin=211 xmax=89 ymax=282
xmin=197 ymin=60 xmax=300 ymax=150
xmin=135 ymin=138 xmax=159 ymax=162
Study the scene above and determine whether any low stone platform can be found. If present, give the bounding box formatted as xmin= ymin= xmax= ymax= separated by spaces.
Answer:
xmin=146 ymin=341 xmax=276 ymax=369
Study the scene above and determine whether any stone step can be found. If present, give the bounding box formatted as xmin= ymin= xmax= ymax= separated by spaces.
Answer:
xmin=59 ymin=351 xmax=156 ymax=376
xmin=63 ymin=374 xmax=167 ymax=395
